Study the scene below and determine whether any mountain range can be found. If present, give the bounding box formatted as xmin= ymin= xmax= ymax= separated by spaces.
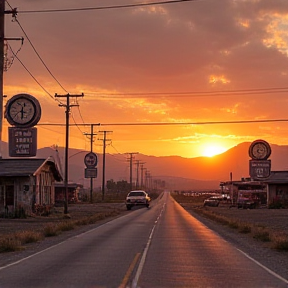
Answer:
xmin=1 ymin=141 xmax=288 ymax=191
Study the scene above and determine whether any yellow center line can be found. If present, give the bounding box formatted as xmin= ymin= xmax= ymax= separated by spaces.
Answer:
xmin=119 ymin=252 xmax=141 ymax=288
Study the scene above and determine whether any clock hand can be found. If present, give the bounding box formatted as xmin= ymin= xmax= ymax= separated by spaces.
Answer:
xmin=13 ymin=108 xmax=23 ymax=119
xmin=20 ymin=106 xmax=25 ymax=119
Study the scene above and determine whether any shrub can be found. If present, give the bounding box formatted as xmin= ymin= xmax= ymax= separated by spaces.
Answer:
xmin=238 ymin=223 xmax=252 ymax=234
xmin=271 ymin=233 xmax=288 ymax=251
xmin=75 ymin=218 xmax=90 ymax=226
xmin=253 ymin=227 xmax=270 ymax=242
xmin=57 ymin=221 xmax=75 ymax=232
xmin=0 ymin=237 xmax=22 ymax=252
xmin=15 ymin=231 xmax=43 ymax=244
xmin=228 ymin=221 xmax=239 ymax=229
xmin=43 ymin=224 xmax=59 ymax=237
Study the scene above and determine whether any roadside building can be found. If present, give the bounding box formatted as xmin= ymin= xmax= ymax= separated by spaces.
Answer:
xmin=221 ymin=179 xmax=267 ymax=207
xmin=0 ymin=157 xmax=62 ymax=216
xmin=221 ymin=171 xmax=288 ymax=208
xmin=263 ymin=171 xmax=288 ymax=208
xmin=54 ymin=182 xmax=83 ymax=205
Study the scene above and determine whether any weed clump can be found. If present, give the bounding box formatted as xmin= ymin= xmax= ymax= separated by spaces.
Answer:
xmin=57 ymin=221 xmax=75 ymax=232
xmin=43 ymin=224 xmax=59 ymax=237
xmin=271 ymin=233 xmax=288 ymax=251
xmin=0 ymin=237 xmax=22 ymax=252
xmin=238 ymin=223 xmax=252 ymax=234
xmin=228 ymin=221 xmax=239 ymax=229
xmin=15 ymin=231 xmax=43 ymax=244
xmin=253 ymin=227 xmax=271 ymax=242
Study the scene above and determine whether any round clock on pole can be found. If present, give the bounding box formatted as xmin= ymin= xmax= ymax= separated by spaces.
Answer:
xmin=249 ymin=139 xmax=271 ymax=160
xmin=5 ymin=94 xmax=41 ymax=128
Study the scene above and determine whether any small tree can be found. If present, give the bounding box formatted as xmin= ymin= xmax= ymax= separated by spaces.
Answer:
xmin=106 ymin=179 xmax=117 ymax=192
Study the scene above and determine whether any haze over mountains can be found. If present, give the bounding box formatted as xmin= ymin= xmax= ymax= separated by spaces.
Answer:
xmin=1 ymin=141 xmax=288 ymax=191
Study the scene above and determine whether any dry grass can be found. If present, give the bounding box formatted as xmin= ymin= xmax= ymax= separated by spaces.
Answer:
xmin=271 ymin=233 xmax=288 ymax=251
xmin=43 ymin=224 xmax=60 ymax=237
xmin=15 ymin=231 xmax=44 ymax=244
xmin=0 ymin=237 xmax=23 ymax=253
xmin=0 ymin=203 xmax=125 ymax=253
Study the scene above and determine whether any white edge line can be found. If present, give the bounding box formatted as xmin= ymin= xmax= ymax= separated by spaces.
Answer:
xmin=181 ymin=203 xmax=288 ymax=285
xmin=132 ymin=203 xmax=166 ymax=288
xmin=236 ymin=248 xmax=288 ymax=284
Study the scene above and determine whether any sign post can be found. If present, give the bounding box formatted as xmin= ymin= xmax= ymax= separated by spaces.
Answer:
xmin=84 ymin=152 xmax=98 ymax=203
xmin=248 ymin=139 xmax=271 ymax=179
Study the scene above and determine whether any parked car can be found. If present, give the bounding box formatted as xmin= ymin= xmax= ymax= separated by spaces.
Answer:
xmin=237 ymin=197 xmax=257 ymax=209
xmin=125 ymin=190 xmax=151 ymax=210
xmin=203 ymin=196 xmax=221 ymax=207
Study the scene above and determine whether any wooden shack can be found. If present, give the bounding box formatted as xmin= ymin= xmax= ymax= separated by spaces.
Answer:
xmin=0 ymin=157 xmax=62 ymax=216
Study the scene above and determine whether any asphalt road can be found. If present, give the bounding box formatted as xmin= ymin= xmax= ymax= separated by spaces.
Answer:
xmin=0 ymin=192 xmax=287 ymax=288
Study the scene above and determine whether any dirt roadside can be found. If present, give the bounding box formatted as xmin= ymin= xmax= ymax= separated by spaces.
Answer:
xmin=0 ymin=203 xmax=127 ymax=236
xmin=183 ymin=202 xmax=288 ymax=234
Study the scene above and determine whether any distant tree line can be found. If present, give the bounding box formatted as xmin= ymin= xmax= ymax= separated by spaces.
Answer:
xmin=106 ymin=179 xmax=130 ymax=192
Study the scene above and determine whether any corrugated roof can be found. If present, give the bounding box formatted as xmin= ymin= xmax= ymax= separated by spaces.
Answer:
xmin=0 ymin=158 xmax=63 ymax=181
xmin=0 ymin=159 xmax=46 ymax=176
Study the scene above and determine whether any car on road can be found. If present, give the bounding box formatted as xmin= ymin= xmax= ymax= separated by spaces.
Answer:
xmin=203 ymin=196 xmax=221 ymax=207
xmin=125 ymin=190 xmax=151 ymax=210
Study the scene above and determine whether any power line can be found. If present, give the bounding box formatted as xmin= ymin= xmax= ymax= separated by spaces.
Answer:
xmin=11 ymin=10 xmax=68 ymax=94
xmin=70 ymin=110 xmax=86 ymax=136
xmin=17 ymin=0 xmax=199 ymax=14
xmin=36 ymin=119 xmax=288 ymax=127
xmin=85 ymin=87 xmax=288 ymax=99
xmin=98 ymin=119 xmax=288 ymax=126
xmin=8 ymin=45 xmax=55 ymax=100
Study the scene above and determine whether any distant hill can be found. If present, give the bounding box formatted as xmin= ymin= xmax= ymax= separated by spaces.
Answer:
xmin=1 ymin=141 xmax=288 ymax=191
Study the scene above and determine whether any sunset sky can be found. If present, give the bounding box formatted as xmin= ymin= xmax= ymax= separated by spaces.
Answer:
xmin=2 ymin=0 xmax=288 ymax=158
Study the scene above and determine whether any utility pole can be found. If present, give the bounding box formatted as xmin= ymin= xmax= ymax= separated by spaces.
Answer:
xmin=145 ymin=170 xmax=151 ymax=191
xmin=0 ymin=5 xmax=20 ymax=158
xmin=83 ymin=124 xmax=97 ymax=203
xmin=135 ymin=160 xmax=145 ymax=189
xmin=145 ymin=170 xmax=148 ymax=190
xmin=0 ymin=0 xmax=4 ymax=158
xmin=140 ymin=162 xmax=146 ymax=189
xmin=98 ymin=130 xmax=112 ymax=201
xmin=55 ymin=93 xmax=84 ymax=214
xmin=135 ymin=160 xmax=140 ymax=189
xmin=126 ymin=152 xmax=138 ymax=190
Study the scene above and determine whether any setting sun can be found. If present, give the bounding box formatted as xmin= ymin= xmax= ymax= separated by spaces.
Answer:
xmin=202 ymin=144 xmax=227 ymax=157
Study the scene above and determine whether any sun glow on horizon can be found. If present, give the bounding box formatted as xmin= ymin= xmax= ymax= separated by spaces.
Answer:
xmin=202 ymin=144 xmax=228 ymax=157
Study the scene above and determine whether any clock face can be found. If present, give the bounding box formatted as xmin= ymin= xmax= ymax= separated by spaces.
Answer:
xmin=9 ymin=98 xmax=36 ymax=124
xmin=5 ymin=94 xmax=41 ymax=128
xmin=249 ymin=140 xmax=271 ymax=160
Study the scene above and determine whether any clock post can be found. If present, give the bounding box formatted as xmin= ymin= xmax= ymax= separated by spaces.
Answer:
xmin=249 ymin=139 xmax=271 ymax=179
xmin=5 ymin=94 xmax=41 ymax=157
